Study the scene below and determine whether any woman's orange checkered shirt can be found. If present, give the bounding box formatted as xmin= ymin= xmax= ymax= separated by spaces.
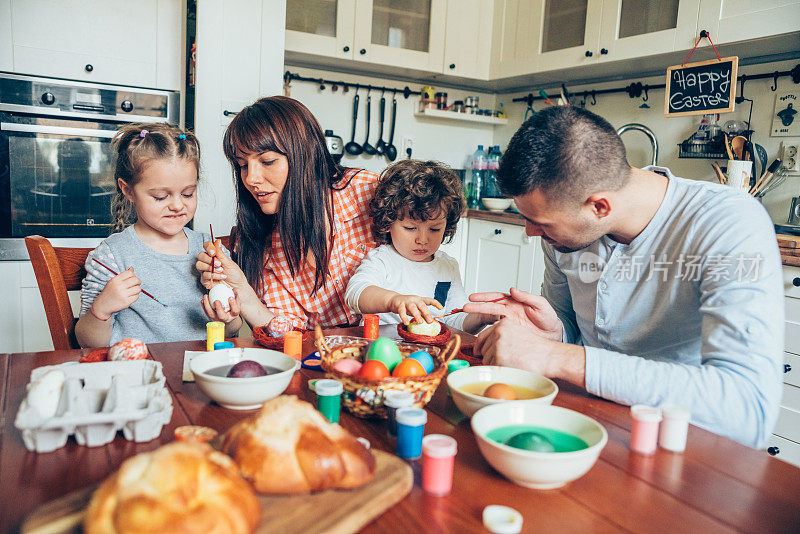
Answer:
xmin=261 ymin=168 xmax=378 ymax=334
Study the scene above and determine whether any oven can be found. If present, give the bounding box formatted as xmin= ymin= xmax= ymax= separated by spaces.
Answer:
xmin=0 ymin=72 xmax=179 ymax=259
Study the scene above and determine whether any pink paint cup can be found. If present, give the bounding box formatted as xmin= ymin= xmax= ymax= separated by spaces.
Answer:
xmin=630 ymin=405 xmax=662 ymax=455
xmin=421 ymin=434 xmax=457 ymax=495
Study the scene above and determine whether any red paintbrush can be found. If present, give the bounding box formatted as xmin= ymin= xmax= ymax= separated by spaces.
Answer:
xmin=439 ymin=295 xmax=507 ymax=318
xmin=209 ymin=224 xmax=215 ymax=278
xmin=91 ymin=258 xmax=167 ymax=307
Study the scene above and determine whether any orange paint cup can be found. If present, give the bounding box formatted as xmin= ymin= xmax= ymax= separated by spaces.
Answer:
xmin=364 ymin=314 xmax=380 ymax=340
xmin=283 ymin=331 xmax=303 ymax=360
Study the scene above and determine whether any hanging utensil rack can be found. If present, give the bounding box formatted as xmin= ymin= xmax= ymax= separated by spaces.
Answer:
xmin=283 ymin=71 xmax=420 ymax=98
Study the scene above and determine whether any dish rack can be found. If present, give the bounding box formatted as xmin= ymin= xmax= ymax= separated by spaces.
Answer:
xmin=677 ymin=139 xmax=727 ymax=159
xmin=14 ymin=360 xmax=172 ymax=452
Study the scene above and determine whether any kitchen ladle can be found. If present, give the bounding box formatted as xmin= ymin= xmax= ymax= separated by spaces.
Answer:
xmin=344 ymin=90 xmax=363 ymax=156
xmin=362 ymin=89 xmax=377 ymax=155
xmin=730 ymin=135 xmax=747 ymax=160
xmin=375 ymin=91 xmax=387 ymax=156
xmin=384 ymin=91 xmax=398 ymax=161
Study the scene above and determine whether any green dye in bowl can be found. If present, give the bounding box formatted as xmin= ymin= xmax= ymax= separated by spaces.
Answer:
xmin=486 ymin=425 xmax=589 ymax=453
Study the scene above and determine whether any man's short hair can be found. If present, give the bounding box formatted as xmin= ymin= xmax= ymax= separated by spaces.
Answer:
xmin=498 ymin=106 xmax=630 ymax=203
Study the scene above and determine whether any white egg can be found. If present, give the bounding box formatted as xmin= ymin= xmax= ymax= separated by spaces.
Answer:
xmin=209 ymin=283 xmax=235 ymax=311
xmin=27 ymin=369 xmax=65 ymax=419
xmin=407 ymin=320 xmax=442 ymax=336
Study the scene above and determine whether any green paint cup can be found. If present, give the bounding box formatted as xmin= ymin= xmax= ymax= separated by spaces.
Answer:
xmin=447 ymin=359 xmax=470 ymax=395
xmin=315 ymin=379 xmax=343 ymax=423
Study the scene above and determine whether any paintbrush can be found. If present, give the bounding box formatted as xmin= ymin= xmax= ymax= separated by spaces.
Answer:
xmin=91 ymin=258 xmax=167 ymax=307
xmin=438 ymin=295 xmax=508 ymax=318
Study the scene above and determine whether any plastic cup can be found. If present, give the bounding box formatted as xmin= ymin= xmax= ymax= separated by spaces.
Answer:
xmin=630 ymin=405 xmax=662 ymax=455
xmin=315 ymin=379 xmax=343 ymax=423
xmin=283 ymin=331 xmax=302 ymax=360
xmin=206 ymin=321 xmax=224 ymax=351
xmin=659 ymin=405 xmax=690 ymax=452
xmin=383 ymin=390 xmax=415 ymax=437
xmin=396 ymin=407 xmax=427 ymax=459
xmin=726 ymin=159 xmax=753 ymax=191
xmin=363 ymin=314 xmax=380 ymax=340
xmin=421 ymin=434 xmax=457 ymax=495
xmin=447 ymin=359 xmax=470 ymax=395
xmin=213 ymin=341 xmax=234 ymax=350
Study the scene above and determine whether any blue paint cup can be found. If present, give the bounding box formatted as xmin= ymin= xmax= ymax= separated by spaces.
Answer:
xmin=383 ymin=390 xmax=415 ymax=438
xmin=396 ymin=407 xmax=427 ymax=459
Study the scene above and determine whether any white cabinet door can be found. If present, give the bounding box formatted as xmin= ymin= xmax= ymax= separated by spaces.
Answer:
xmin=353 ymin=0 xmax=446 ymax=72
xmin=490 ymin=0 xmax=541 ymax=78
xmin=528 ymin=0 xmax=604 ymax=73
xmin=285 ymin=0 xmax=357 ymax=59
xmin=443 ymin=0 xmax=493 ymax=79
xmin=0 ymin=0 xmax=12 ymax=72
xmin=766 ymin=434 xmax=800 ymax=467
xmin=598 ymin=0 xmax=701 ymax=61
xmin=437 ymin=219 xmax=468 ymax=281
xmin=464 ymin=219 xmax=538 ymax=294
xmin=0 ymin=262 xmax=23 ymax=353
xmin=698 ymin=0 xmax=800 ymax=45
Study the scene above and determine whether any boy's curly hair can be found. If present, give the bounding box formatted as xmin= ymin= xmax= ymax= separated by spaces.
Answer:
xmin=370 ymin=160 xmax=466 ymax=245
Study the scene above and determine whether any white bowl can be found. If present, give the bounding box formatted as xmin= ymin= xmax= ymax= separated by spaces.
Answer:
xmin=482 ymin=198 xmax=513 ymax=212
xmin=447 ymin=365 xmax=557 ymax=418
xmin=508 ymin=199 xmax=519 ymax=213
xmin=190 ymin=348 xmax=300 ymax=410
xmin=471 ymin=402 xmax=608 ymax=489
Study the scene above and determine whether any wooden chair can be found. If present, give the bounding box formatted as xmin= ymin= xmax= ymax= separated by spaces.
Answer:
xmin=24 ymin=235 xmax=92 ymax=350
xmin=25 ymin=232 xmax=233 ymax=350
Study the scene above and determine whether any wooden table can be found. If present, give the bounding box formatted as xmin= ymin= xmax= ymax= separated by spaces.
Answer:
xmin=1 ymin=328 xmax=799 ymax=533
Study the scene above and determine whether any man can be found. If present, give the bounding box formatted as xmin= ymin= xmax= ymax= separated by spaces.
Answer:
xmin=464 ymin=106 xmax=783 ymax=448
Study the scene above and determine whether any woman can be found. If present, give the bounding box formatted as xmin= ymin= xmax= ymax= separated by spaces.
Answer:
xmin=197 ymin=96 xmax=379 ymax=333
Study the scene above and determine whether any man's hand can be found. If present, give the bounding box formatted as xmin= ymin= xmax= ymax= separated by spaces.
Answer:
xmin=463 ymin=287 xmax=563 ymax=341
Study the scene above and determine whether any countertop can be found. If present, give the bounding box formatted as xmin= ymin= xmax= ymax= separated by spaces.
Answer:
xmin=466 ymin=208 xmax=525 ymax=226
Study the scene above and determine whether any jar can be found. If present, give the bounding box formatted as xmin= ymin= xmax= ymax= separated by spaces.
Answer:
xmin=435 ymin=92 xmax=448 ymax=110
xmin=452 ymin=100 xmax=465 ymax=113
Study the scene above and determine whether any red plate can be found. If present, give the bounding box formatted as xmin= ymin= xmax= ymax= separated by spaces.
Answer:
xmin=396 ymin=322 xmax=452 ymax=346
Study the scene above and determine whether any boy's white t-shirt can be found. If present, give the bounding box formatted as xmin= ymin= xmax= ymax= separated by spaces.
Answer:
xmin=344 ymin=244 xmax=469 ymax=330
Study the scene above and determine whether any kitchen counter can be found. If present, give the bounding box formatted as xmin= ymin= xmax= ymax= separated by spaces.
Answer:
xmin=466 ymin=208 xmax=525 ymax=226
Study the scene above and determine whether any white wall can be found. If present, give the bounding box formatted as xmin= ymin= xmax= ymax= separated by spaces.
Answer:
xmin=285 ymin=66 xmax=498 ymax=174
xmin=496 ymin=59 xmax=800 ymax=224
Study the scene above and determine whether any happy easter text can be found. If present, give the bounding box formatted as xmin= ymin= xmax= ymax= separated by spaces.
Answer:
xmin=669 ymin=68 xmax=731 ymax=110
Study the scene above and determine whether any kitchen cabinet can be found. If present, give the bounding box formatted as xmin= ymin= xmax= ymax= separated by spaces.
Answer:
xmin=8 ymin=0 xmax=183 ymax=91
xmin=489 ymin=0 xmax=540 ymax=78
xmin=437 ymin=219 xmax=468 ymax=282
xmin=464 ymin=218 xmax=544 ymax=295
xmin=698 ymin=0 xmax=800 ymax=45
xmin=771 ymin=264 xmax=800 ymax=467
xmin=527 ymin=0 xmax=604 ymax=73
xmin=443 ymin=0 xmax=493 ymax=79
xmin=285 ymin=0 xmax=357 ymax=60
xmin=0 ymin=0 xmax=11 ymax=72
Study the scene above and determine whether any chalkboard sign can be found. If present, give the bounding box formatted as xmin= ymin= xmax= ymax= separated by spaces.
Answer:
xmin=664 ymin=56 xmax=738 ymax=117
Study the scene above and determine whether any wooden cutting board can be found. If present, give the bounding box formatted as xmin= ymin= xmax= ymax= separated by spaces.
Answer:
xmin=21 ymin=450 xmax=412 ymax=534
xmin=777 ymin=234 xmax=800 ymax=248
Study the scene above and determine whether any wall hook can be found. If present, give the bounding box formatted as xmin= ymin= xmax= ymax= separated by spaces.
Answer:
xmin=736 ymin=74 xmax=748 ymax=104
xmin=590 ymin=90 xmax=597 ymax=106
xmin=772 ymin=72 xmax=779 ymax=91
xmin=642 ymin=85 xmax=649 ymax=102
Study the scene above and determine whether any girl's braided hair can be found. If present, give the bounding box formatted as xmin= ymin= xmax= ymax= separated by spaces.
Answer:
xmin=110 ymin=123 xmax=201 ymax=233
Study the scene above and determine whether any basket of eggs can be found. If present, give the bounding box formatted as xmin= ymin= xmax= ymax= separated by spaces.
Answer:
xmin=396 ymin=319 xmax=451 ymax=346
xmin=314 ymin=326 xmax=460 ymax=419
xmin=252 ymin=326 xmax=312 ymax=351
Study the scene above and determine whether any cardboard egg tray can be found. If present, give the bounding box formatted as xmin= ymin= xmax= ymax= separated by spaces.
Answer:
xmin=14 ymin=360 xmax=173 ymax=453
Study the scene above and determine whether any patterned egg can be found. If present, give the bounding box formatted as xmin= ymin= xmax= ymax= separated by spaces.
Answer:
xmin=108 ymin=338 xmax=149 ymax=361
xmin=333 ymin=358 xmax=363 ymax=375
xmin=391 ymin=358 xmax=427 ymax=378
xmin=358 ymin=359 xmax=391 ymax=380
xmin=408 ymin=350 xmax=435 ymax=373
xmin=407 ymin=320 xmax=441 ymax=336
xmin=365 ymin=337 xmax=402 ymax=372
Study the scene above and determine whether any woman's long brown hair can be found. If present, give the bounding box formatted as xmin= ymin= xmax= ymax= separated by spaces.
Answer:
xmin=223 ymin=96 xmax=351 ymax=295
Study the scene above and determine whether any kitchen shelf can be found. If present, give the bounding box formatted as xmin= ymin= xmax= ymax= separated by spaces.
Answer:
xmin=414 ymin=108 xmax=508 ymax=126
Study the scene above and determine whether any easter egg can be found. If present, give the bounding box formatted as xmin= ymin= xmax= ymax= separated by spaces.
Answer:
xmin=505 ymin=431 xmax=556 ymax=452
xmin=407 ymin=320 xmax=441 ymax=336
xmin=333 ymin=358 xmax=363 ymax=375
xmin=209 ymin=283 xmax=235 ymax=312
xmin=391 ymin=358 xmax=427 ymax=378
xmin=365 ymin=337 xmax=402 ymax=372
xmin=358 ymin=359 xmax=390 ymax=380
xmin=408 ymin=350 xmax=435 ymax=373
xmin=483 ymin=383 xmax=517 ymax=400
xmin=227 ymin=360 xmax=267 ymax=378
xmin=108 ymin=338 xmax=149 ymax=361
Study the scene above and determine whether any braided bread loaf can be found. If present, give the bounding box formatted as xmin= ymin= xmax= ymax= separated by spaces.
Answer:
xmin=221 ymin=395 xmax=376 ymax=494
xmin=84 ymin=441 xmax=260 ymax=534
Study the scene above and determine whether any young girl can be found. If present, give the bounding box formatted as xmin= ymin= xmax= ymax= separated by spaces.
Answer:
xmin=75 ymin=123 xmax=242 ymax=348
xmin=344 ymin=160 xmax=494 ymax=333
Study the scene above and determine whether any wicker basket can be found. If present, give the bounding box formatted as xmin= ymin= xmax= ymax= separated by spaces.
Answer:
xmin=396 ymin=322 xmax=452 ymax=346
xmin=252 ymin=326 xmax=312 ymax=351
xmin=314 ymin=326 xmax=460 ymax=419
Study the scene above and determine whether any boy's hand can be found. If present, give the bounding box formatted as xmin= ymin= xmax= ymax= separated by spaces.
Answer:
xmin=388 ymin=294 xmax=443 ymax=325
xmin=201 ymin=286 xmax=241 ymax=324
xmin=91 ymin=267 xmax=141 ymax=319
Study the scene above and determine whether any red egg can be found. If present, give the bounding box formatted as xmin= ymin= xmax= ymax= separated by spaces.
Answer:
xmin=391 ymin=358 xmax=427 ymax=378
xmin=358 ymin=359 xmax=390 ymax=380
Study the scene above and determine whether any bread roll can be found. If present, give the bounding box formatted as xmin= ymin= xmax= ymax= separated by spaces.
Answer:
xmin=221 ymin=395 xmax=375 ymax=494
xmin=84 ymin=441 xmax=260 ymax=534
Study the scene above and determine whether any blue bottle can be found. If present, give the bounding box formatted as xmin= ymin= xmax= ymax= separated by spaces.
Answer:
xmin=396 ymin=407 xmax=427 ymax=459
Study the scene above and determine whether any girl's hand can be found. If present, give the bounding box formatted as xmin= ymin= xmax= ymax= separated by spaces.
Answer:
xmin=201 ymin=286 xmax=242 ymax=324
xmin=91 ymin=267 xmax=141 ymax=319
xmin=388 ymin=294 xmax=443 ymax=325
xmin=196 ymin=241 xmax=248 ymax=290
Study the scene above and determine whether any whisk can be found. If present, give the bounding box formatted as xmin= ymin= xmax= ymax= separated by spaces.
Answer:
xmin=753 ymin=166 xmax=788 ymax=199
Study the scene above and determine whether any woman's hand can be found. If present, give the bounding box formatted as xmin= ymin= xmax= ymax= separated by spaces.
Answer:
xmin=463 ymin=287 xmax=563 ymax=341
xmin=201 ymin=286 xmax=242 ymax=324
xmin=388 ymin=294 xmax=443 ymax=325
xmin=196 ymin=241 xmax=248 ymax=290
xmin=91 ymin=267 xmax=141 ymax=319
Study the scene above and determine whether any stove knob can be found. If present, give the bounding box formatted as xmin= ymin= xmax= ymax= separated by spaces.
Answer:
xmin=120 ymin=100 xmax=134 ymax=113
xmin=41 ymin=92 xmax=55 ymax=105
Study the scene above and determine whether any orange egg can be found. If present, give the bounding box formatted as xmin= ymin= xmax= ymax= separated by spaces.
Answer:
xmin=391 ymin=358 xmax=427 ymax=378
xmin=358 ymin=359 xmax=390 ymax=380
xmin=483 ymin=383 xmax=517 ymax=400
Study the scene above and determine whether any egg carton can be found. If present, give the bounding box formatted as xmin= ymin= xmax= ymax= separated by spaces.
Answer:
xmin=14 ymin=360 xmax=173 ymax=453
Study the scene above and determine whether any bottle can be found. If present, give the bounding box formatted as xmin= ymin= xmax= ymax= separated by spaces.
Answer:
xmin=483 ymin=146 xmax=502 ymax=199
xmin=468 ymin=145 xmax=488 ymax=209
